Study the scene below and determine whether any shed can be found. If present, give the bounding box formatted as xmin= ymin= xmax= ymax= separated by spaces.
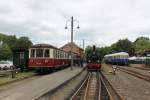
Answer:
xmin=12 ymin=48 xmax=29 ymax=70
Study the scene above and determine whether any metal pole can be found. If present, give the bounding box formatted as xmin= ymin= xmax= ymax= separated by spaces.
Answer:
xmin=71 ymin=16 xmax=74 ymax=70
xmin=146 ymin=54 xmax=147 ymax=68
xmin=83 ymin=39 xmax=84 ymax=51
xmin=82 ymin=39 xmax=84 ymax=67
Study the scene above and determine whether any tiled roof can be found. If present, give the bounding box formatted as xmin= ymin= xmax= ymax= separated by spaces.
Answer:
xmin=61 ymin=42 xmax=83 ymax=50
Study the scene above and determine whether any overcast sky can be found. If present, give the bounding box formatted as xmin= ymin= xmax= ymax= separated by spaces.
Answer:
xmin=0 ymin=0 xmax=150 ymax=48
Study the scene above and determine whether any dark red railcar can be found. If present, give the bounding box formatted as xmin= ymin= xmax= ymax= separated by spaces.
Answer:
xmin=28 ymin=44 xmax=70 ymax=72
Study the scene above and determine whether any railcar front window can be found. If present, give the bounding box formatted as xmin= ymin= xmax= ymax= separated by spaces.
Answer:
xmin=31 ymin=49 xmax=35 ymax=57
xmin=36 ymin=49 xmax=43 ymax=57
xmin=45 ymin=49 xmax=49 ymax=57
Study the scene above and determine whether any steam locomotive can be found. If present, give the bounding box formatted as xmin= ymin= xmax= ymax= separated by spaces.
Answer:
xmin=86 ymin=45 xmax=101 ymax=71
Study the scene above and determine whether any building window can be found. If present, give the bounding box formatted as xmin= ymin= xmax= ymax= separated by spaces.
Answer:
xmin=36 ymin=49 xmax=43 ymax=57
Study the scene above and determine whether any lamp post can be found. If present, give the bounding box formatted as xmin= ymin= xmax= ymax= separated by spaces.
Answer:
xmin=65 ymin=16 xmax=80 ymax=70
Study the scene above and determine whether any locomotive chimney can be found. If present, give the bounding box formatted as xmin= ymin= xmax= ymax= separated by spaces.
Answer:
xmin=93 ymin=45 xmax=96 ymax=52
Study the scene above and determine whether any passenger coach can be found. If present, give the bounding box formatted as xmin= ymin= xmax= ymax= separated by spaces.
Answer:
xmin=104 ymin=52 xmax=129 ymax=65
xmin=28 ymin=44 xmax=70 ymax=73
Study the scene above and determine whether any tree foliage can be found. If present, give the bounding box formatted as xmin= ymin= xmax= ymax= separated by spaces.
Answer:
xmin=0 ymin=33 xmax=32 ymax=60
xmin=14 ymin=37 xmax=33 ymax=49
xmin=134 ymin=37 xmax=150 ymax=52
xmin=85 ymin=37 xmax=150 ymax=58
xmin=85 ymin=45 xmax=92 ymax=58
xmin=111 ymin=39 xmax=135 ymax=56
xmin=0 ymin=44 xmax=12 ymax=60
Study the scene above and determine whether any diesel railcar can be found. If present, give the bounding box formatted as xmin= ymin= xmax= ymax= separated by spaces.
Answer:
xmin=86 ymin=45 xmax=101 ymax=71
xmin=104 ymin=52 xmax=129 ymax=65
xmin=28 ymin=44 xmax=70 ymax=73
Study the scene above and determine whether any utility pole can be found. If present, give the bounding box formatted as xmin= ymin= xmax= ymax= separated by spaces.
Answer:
xmin=65 ymin=16 xmax=80 ymax=70
xmin=71 ymin=16 xmax=74 ymax=70
xmin=83 ymin=39 xmax=84 ymax=51
xmin=82 ymin=39 xmax=85 ymax=67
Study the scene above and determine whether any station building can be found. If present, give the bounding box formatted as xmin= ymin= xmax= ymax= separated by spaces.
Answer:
xmin=61 ymin=42 xmax=84 ymax=61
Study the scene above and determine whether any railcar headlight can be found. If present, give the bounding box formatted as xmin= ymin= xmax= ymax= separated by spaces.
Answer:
xmin=88 ymin=60 xmax=91 ymax=63
xmin=97 ymin=60 xmax=100 ymax=63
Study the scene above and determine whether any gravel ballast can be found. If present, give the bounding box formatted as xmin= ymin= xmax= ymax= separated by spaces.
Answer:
xmin=102 ymin=69 xmax=150 ymax=100
xmin=120 ymin=66 xmax=150 ymax=77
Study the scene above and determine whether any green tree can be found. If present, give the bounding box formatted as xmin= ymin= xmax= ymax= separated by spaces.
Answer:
xmin=98 ymin=46 xmax=113 ymax=58
xmin=0 ymin=33 xmax=6 ymax=41
xmin=0 ymin=44 xmax=12 ymax=60
xmin=0 ymin=33 xmax=33 ymax=61
xmin=111 ymin=39 xmax=135 ymax=56
xmin=14 ymin=37 xmax=33 ymax=49
xmin=85 ymin=45 xmax=92 ymax=58
xmin=3 ymin=35 xmax=17 ymax=50
xmin=134 ymin=37 xmax=150 ymax=52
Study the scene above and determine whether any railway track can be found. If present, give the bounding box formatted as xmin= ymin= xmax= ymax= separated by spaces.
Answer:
xmin=118 ymin=67 xmax=150 ymax=82
xmin=132 ymin=66 xmax=150 ymax=71
xmin=70 ymin=72 xmax=124 ymax=100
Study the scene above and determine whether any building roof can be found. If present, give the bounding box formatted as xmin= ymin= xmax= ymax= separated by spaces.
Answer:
xmin=61 ymin=42 xmax=83 ymax=50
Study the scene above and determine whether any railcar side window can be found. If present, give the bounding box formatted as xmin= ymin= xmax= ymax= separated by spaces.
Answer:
xmin=36 ymin=49 xmax=43 ymax=57
xmin=31 ymin=49 xmax=35 ymax=57
xmin=45 ymin=49 xmax=49 ymax=57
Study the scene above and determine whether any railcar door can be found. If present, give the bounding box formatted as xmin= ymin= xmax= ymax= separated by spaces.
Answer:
xmin=19 ymin=52 xmax=25 ymax=70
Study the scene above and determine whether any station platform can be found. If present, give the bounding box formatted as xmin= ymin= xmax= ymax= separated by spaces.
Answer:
xmin=0 ymin=67 xmax=84 ymax=100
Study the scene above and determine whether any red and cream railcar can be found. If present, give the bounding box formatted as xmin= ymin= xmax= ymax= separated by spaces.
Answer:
xmin=28 ymin=44 xmax=70 ymax=72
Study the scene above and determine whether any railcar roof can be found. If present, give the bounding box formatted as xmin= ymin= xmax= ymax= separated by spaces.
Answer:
xmin=104 ymin=52 xmax=129 ymax=57
xmin=29 ymin=43 xmax=69 ymax=53
xmin=30 ymin=44 xmax=57 ymax=49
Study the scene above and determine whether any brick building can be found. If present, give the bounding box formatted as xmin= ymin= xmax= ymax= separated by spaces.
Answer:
xmin=61 ymin=42 xmax=84 ymax=59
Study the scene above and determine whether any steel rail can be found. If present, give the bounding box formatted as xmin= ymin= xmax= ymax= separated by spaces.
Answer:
xmin=83 ymin=73 xmax=91 ymax=100
xmin=100 ymin=72 xmax=124 ymax=100
xmin=70 ymin=72 xmax=101 ymax=100
xmin=71 ymin=72 xmax=124 ymax=100
xmin=84 ymin=72 xmax=100 ymax=100
xmin=118 ymin=67 xmax=150 ymax=82
xmin=70 ymin=72 xmax=90 ymax=100
xmin=98 ymin=73 xmax=101 ymax=100
xmin=132 ymin=66 xmax=149 ymax=70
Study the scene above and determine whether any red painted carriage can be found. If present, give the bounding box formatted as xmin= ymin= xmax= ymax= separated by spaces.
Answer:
xmin=28 ymin=44 xmax=70 ymax=73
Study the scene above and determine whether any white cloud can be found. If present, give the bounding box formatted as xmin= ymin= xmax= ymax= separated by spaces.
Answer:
xmin=0 ymin=0 xmax=150 ymax=48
